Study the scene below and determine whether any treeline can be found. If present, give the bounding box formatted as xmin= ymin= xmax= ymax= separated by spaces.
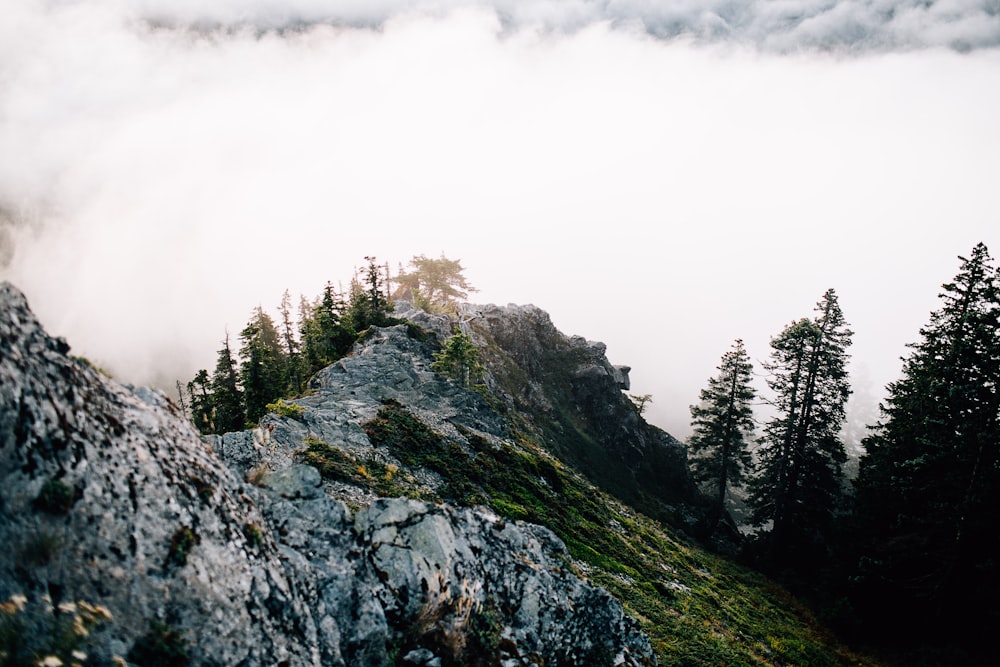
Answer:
xmin=686 ymin=243 xmax=999 ymax=661
xmin=183 ymin=254 xmax=476 ymax=435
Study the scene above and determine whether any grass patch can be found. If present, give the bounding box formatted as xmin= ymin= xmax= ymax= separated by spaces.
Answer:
xmin=360 ymin=401 xmax=877 ymax=666
xmin=295 ymin=435 xmax=418 ymax=498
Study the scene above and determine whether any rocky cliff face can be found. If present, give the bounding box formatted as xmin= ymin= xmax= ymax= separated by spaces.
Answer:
xmin=0 ymin=283 xmax=656 ymax=666
xmin=461 ymin=304 xmax=695 ymax=520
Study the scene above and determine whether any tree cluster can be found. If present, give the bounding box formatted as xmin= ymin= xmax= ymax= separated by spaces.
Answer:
xmin=685 ymin=243 xmax=1000 ymax=658
xmin=852 ymin=242 xmax=999 ymax=646
xmin=184 ymin=255 xmax=478 ymax=435
xmin=687 ymin=290 xmax=852 ymax=562
xmin=185 ymin=257 xmax=395 ymax=434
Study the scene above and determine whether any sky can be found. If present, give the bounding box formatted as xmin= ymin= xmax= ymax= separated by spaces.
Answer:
xmin=1 ymin=0 xmax=999 ymax=441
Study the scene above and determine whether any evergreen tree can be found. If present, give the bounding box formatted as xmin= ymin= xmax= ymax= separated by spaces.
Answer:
xmin=853 ymin=243 xmax=1000 ymax=638
xmin=346 ymin=257 xmax=392 ymax=331
xmin=301 ymin=283 xmax=354 ymax=376
xmin=279 ymin=289 xmax=303 ymax=395
xmin=239 ymin=307 xmax=286 ymax=424
xmin=186 ymin=369 xmax=214 ymax=435
xmin=210 ymin=332 xmax=244 ymax=433
xmin=748 ymin=289 xmax=852 ymax=562
xmin=432 ymin=332 xmax=485 ymax=389
xmin=688 ymin=339 xmax=756 ymax=531
xmin=393 ymin=254 xmax=477 ymax=311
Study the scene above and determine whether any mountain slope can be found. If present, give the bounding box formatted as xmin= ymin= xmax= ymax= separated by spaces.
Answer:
xmin=0 ymin=282 xmax=652 ymax=666
xmin=1 ymin=283 xmax=876 ymax=666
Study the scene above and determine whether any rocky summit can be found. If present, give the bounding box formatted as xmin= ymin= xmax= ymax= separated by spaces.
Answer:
xmin=0 ymin=282 xmax=658 ymax=666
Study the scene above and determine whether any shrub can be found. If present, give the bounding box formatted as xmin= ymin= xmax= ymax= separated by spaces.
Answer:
xmin=188 ymin=476 xmax=214 ymax=503
xmin=246 ymin=464 xmax=270 ymax=486
xmin=166 ymin=527 xmax=199 ymax=568
xmin=34 ymin=478 xmax=75 ymax=515
xmin=128 ymin=621 xmax=190 ymax=667
xmin=265 ymin=398 xmax=305 ymax=419
xmin=19 ymin=531 xmax=62 ymax=566
xmin=243 ymin=522 xmax=265 ymax=551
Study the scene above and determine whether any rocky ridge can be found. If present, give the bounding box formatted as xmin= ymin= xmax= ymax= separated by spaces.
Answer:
xmin=0 ymin=282 xmax=656 ymax=666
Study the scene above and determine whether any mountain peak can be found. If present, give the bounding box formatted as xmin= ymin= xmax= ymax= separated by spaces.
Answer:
xmin=0 ymin=282 xmax=655 ymax=665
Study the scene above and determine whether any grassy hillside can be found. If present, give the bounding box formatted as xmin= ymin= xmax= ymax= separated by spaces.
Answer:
xmin=298 ymin=399 xmax=879 ymax=666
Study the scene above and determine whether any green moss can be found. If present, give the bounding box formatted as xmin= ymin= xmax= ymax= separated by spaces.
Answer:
xmin=352 ymin=401 xmax=871 ymax=665
xmin=19 ymin=531 xmax=62 ymax=566
xmin=296 ymin=436 xmax=417 ymax=498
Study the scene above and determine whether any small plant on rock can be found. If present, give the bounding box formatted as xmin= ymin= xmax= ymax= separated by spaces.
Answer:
xmin=34 ymin=478 xmax=75 ymax=515
xmin=265 ymin=398 xmax=305 ymax=419
xmin=128 ymin=620 xmax=190 ymax=667
xmin=188 ymin=476 xmax=214 ymax=503
xmin=166 ymin=527 xmax=199 ymax=568
xmin=242 ymin=522 xmax=265 ymax=551
xmin=432 ymin=332 xmax=485 ymax=389
xmin=1 ymin=593 xmax=113 ymax=666
xmin=19 ymin=531 xmax=62 ymax=567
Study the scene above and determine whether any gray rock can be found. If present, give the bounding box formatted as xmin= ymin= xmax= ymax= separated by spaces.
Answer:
xmin=0 ymin=282 xmax=657 ymax=666
xmin=262 ymin=464 xmax=323 ymax=499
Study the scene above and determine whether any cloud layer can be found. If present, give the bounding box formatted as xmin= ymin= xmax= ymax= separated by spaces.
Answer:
xmin=1 ymin=1 xmax=999 ymax=438
xmin=127 ymin=0 xmax=1000 ymax=52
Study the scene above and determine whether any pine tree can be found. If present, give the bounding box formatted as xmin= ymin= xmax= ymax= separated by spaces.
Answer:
xmin=687 ymin=339 xmax=756 ymax=531
xmin=346 ymin=257 xmax=392 ymax=331
xmin=239 ymin=307 xmax=287 ymax=424
xmin=186 ymin=369 xmax=214 ymax=434
xmin=432 ymin=332 xmax=485 ymax=389
xmin=301 ymin=283 xmax=355 ymax=376
xmin=393 ymin=254 xmax=477 ymax=311
xmin=748 ymin=289 xmax=852 ymax=562
xmin=278 ymin=289 xmax=303 ymax=395
xmin=210 ymin=332 xmax=244 ymax=433
xmin=853 ymin=243 xmax=1000 ymax=637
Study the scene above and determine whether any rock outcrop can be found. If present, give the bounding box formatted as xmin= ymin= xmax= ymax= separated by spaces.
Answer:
xmin=460 ymin=303 xmax=695 ymax=519
xmin=0 ymin=282 xmax=655 ymax=666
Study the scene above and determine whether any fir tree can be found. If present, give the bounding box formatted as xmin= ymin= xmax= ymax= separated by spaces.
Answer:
xmin=393 ymin=254 xmax=477 ymax=311
xmin=748 ymin=289 xmax=852 ymax=562
xmin=239 ymin=307 xmax=286 ymax=424
xmin=186 ymin=369 xmax=214 ymax=435
xmin=210 ymin=332 xmax=244 ymax=433
xmin=687 ymin=339 xmax=756 ymax=531
xmin=301 ymin=283 xmax=354 ymax=376
xmin=346 ymin=257 xmax=392 ymax=331
xmin=432 ymin=332 xmax=485 ymax=389
xmin=278 ymin=289 xmax=303 ymax=395
xmin=853 ymin=243 xmax=1000 ymax=638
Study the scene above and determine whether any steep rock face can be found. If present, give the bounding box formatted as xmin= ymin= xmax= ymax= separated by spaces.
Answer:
xmin=0 ymin=283 xmax=655 ymax=666
xmin=461 ymin=304 xmax=695 ymax=519
xmin=0 ymin=283 xmax=311 ymax=665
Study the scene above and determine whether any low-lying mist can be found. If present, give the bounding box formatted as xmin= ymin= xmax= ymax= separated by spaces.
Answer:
xmin=2 ymin=1 xmax=998 ymax=440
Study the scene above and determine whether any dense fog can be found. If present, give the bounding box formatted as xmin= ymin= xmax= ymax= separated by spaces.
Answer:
xmin=2 ymin=0 xmax=998 ymax=439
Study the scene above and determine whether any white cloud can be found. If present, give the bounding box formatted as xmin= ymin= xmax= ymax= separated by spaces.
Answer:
xmin=1 ymin=1 xmax=998 ymax=438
